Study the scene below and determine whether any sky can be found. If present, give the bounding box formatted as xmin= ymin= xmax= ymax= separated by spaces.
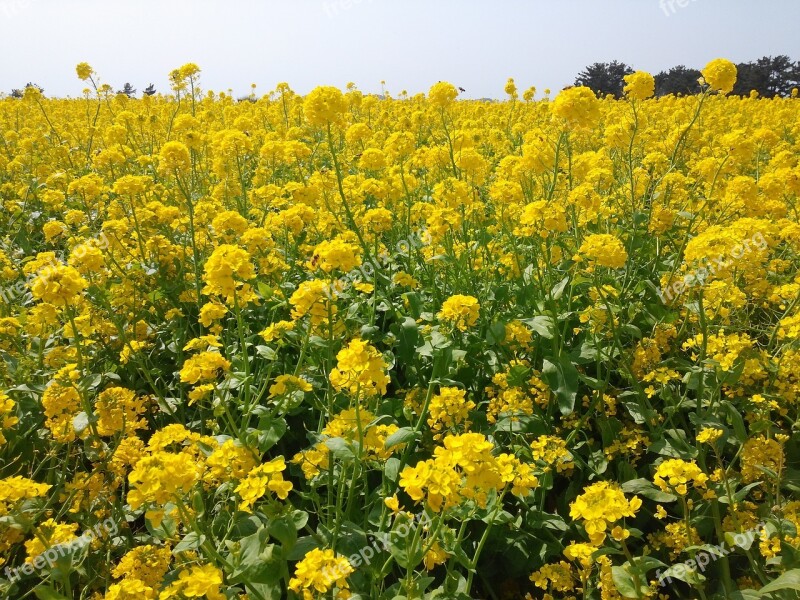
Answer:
xmin=1 ymin=0 xmax=799 ymax=99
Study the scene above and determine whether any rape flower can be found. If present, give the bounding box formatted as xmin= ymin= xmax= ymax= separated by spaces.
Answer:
xmin=438 ymin=294 xmax=480 ymax=331
xmin=24 ymin=519 xmax=79 ymax=563
xmin=259 ymin=320 xmax=295 ymax=342
xmin=157 ymin=141 xmax=191 ymax=174
xmin=309 ymin=238 xmax=362 ymax=273
xmin=0 ymin=476 xmax=51 ymax=513
xmin=569 ymin=481 xmax=641 ymax=544
xmin=574 ymin=234 xmax=628 ymax=269
xmin=551 ymin=86 xmax=601 ymax=128
xmin=530 ymin=435 xmax=574 ymax=473
xmin=696 ymin=427 xmax=724 ymax=445
xmin=159 ymin=563 xmax=224 ymax=600
xmin=290 ymin=279 xmax=338 ymax=326
xmin=111 ymin=545 xmax=172 ymax=588
xmin=289 ymin=548 xmax=354 ymax=600
xmin=623 ymin=71 xmax=655 ymax=100
xmin=202 ymin=244 xmax=256 ymax=303
xmin=269 ymin=374 xmax=312 ymax=398
xmin=741 ymin=436 xmax=784 ymax=483
xmin=0 ymin=392 xmax=19 ymax=445
xmin=653 ymin=458 xmax=708 ymax=495
xmin=127 ymin=451 xmax=200 ymax=512
xmin=427 ymin=387 xmax=475 ymax=435
xmin=75 ymin=62 xmax=93 ymax=80
xmin=428 ymin=82 xmax=459 ymax=108
xmin=234 ymin=457 xmax=293 ymax=511
xmin=304 ymin=86 xmax=347 ymax=127
xmin=179 ymin=351 xmax=231 ymax=384
xmin=329 ymin=338 xmax=390 ymax=397
xmin=702 ymin=58 xmax=738 ymax=94
xmin=30 ymin=264 xmax=88 ymax=306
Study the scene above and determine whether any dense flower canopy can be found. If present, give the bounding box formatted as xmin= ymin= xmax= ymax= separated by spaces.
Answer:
xmin=0 ymin=60 xmax=798 ymax=599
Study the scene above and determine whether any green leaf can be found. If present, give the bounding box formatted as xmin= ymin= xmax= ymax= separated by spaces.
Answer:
xmin=173 ymin=531 xmax=206 ymax=553
xmin=33 ymin=586 xmax=70 ymax=600
xmin=253 ymin=417 xmax=287 ymax=452
xmin=384 ymin=457 xmax=401 ymax=482
xmin=611 ymin=565 xmax=647 ymax=599
xmin=522 ymin=315 xmax=555 ymax=340
xmin=486 ymin=321 xmax=506 ymax=345
xmin=550 ymin=276 xmax=570 ymax=300
xmin=541 ymin=356 xmax=579 ymax=415
xmin=384 ymin=427 xmax=417 ymax=450
xmin=269 ymin=516 xmax=297 ymax=551
xmin=721 ymin=401 xmax=747 ymax=442
xmin=658 ymin=561 xmax=706 ymax=586
xmin=756 ymin=569 xmax=800 ymax=596
xmin=621 ymin=478 xmax=677 ymax=503
xmin=325 ymin=437 xmax=356 ymax=460
xmin=287 ymin=536 xmax=321 ymax=561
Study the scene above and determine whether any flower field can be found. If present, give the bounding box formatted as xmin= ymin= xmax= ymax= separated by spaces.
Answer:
xmin=1 ymin=59 xmax=800 ymax=599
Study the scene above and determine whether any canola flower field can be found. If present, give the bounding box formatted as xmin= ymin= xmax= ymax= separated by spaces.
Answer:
xmin=0 ymin=59 xmax=799 ymax=600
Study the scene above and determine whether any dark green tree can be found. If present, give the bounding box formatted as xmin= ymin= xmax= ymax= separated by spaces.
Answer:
xmin=574 ymin=61 xmax=634 ymax=98
xmin=117 ymin=83 xmax=137 ymax=97
xmin=654 ymin=66 xmax=702 ymax=96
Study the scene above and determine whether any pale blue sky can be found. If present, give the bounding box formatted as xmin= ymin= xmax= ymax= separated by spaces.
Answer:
xmin=1 ymin=0 xmax=799 ymax=98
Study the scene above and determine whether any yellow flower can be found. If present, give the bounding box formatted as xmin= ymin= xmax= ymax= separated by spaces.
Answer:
xmin=575 ymin=234 xmax=628 ymax=269
xmin=653 ymin=459 xmax=708 ymax=495
xmin=427 ymin=387 xmax=475 ymax=435
xmin=423 ymin=541 xmax=450 ymax=570
xmin=623 ymin=71 xmax=655 ymax=100
xmin=75 ymin=62 xmax=93 ymax=80
xmin=234 ymin=457 xmax=293 ymax=511
xmin=741 ymin=436 xmax=784 ymax=483
xmin=179 ymin=351 xmax=231 ymax=385
xmin=329 ymin=338 xmax=390 ymax=397
xmin=288 ymin=548 xmax=354 ymax=600
xmin=569 ymin=481 xmax=641 ymax=545
xmin=202 ymin=244 xmax=256 ymax=303
xmin=428 ymin=82 xmax=459 ymax=108
xmin=384 ymin=494 xmax=401 ymax=513
xmin=269 ymin=374 xmax=312 ymax=398
xmin=309 ymin=238 xmax=362 ymax=273
xmin=30 ymin=264 xmax=87 ymax=306
xmin=160 ymin=563 xmax=224 ymax=600
xmin=702 ymin=58 xmax=738 ymax=94
xmin=127 ymin=451 xmax=200 ymax=510
xmin=157 ymin=140 xmax=191 ymax=174
xmin=552 ymin=86 xmax=600 ymax=128
xmin=304 ymin=86 xmax=347 ymax=127
xmin=438 ymin=294 xmax=480 ymax=331
xmin=24 ymin=519 xmax=79 ymax=563
xmin=696 ymin=427 xmax=724 ymax=445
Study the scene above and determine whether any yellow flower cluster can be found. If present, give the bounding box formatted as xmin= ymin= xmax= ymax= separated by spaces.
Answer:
xmin=437 ymin=294 xmax=480 ymax=331
xmin=653 ymin=458 xmax=708 ymax=495
xmin=399 ymin=432 xmax=538 ymax=512
xmin=329 ymin=338 xmax=390 ymax=397
xmin=289 ymin=548 xmax=354 ymax=600
xmin=569 ymin=481 xmax=641 ymax=544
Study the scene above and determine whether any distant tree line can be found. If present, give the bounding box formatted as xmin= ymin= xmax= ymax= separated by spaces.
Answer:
xmin=8 ymin=82 xmax=157 ymax=98
xmin=574 ymin=55 xmax=800 ymax=98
